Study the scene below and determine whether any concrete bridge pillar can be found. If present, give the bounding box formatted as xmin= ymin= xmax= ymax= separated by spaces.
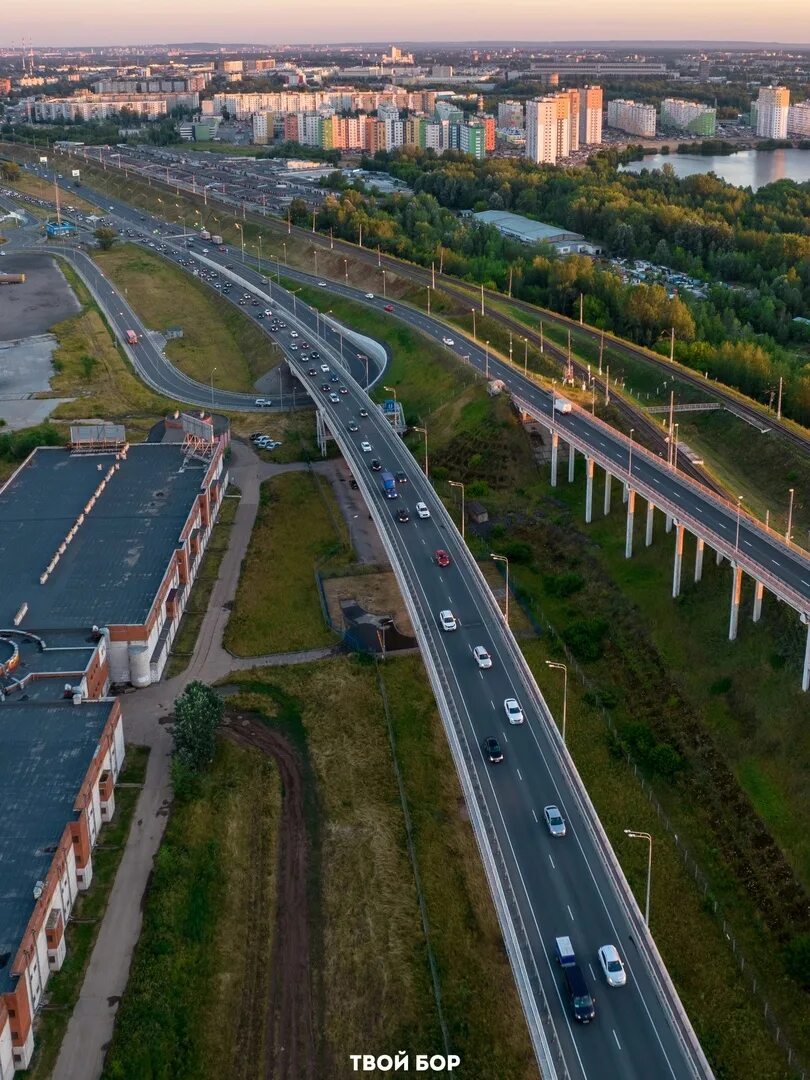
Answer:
xmin=625 ymin=490 xmax=636 ymax=559
xmin=694 ymin=537 xmax=705 ymax=583
xmin=550 ymin=432 xmax=559 ymax=487
xmin=645 ymin=501 xmax=654 ymax=547
xmin=672 ymin=523 xmax=685 ymax=598
xmin=603 ymin=471 xmax=612 ymax=516
xmin=729 ymin=564 xmax=743 ymax=641
xmin=716 ymin=548 xmax=724 ymax=566
xmin=753 ymin=581 xmax=764 ymax=623
xmin=568 ymin=442 xmax=576 ymax=483
xmin=665 ymin=513 xmax=673 ymax=534
xmin=585 ymin=458 xmax=595 ymax=523
xmin=622 ymin=482 xmax=629 ymax=504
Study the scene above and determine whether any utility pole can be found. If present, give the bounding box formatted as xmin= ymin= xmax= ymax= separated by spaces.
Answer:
xmin=540 ymin=321 xmax=544 ymax=354
xmin=599 ymin=330 xmax=604 ymax=375
xmin=670 ymin=326 xmax=675 ymax=363
xmin=667 ymin=391 xmax=675 ymax=466
xmin=358 ymin=222 xmax=363 ymax=248
xmin=330 ymin=227 xmax=334 ymax=249
xmin=312 ymin=209 xmax=316 ymax=233
xmin=777 ymin=376 xmax=783 ymax=420
xmin=605 ymin=365 xmax=610 ymax=406
xmin=508 ymin=266 xmax=513 ymax=298
xmin=579 ymin=292 xmax=584 ymax=325
xmin=480 ymin=281 xmax=485 ymax=316
xmin=524 ymin=337 xmax=528 ymax=375
xmin=432 ymin=261 xmax=436 ymax=289
xmin=287 ymin=208 xmax=291 ymax=234
xmin=786 ymin=488 xmax=795 ymax=543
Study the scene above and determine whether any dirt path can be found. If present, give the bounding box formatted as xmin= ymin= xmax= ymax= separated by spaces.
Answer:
xmin=222 ymin=715 xmax=316 ymax=1080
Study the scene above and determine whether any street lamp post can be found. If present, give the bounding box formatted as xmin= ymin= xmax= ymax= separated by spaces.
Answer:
xmin=624 ymin=830 xmax=653 ymax=926
xmin=628 ymin=428 xmax=635 ymax=478
xmin=282 ymin=241 xmax=287 ymax=266
xmin=235 ymin=222 xmax=244 ymax=262
xmin=786 ymin=487 xmax=795 ymax=543
xmin=382 ymin=269 xmax=386 ymax=298
xmin=471 ymin=307 xmax=476 ymax=341
xmin=449 ymin=480 xmax=465 ymax=541
xmin=209 ymin=366 xmax=217 ymax=409
xmin=673 ymin=423 xmax=679 ymax=471
xmin=485 ymin=340 xmax=490 ymax=380
xmin=426 ymin=286 xmax=431 ymax=316
xmin=545 ymin=660 xmax=568 ymax=744
xmin=524 ymin=337 xmax=528 ymax=375
xmin=490 ymin=553 xmax=509 ymax=626
xmin=735 ymin=495 xmax=744 ymax=552
xmin=384 ymin=385 xmax=397 ymax=403
xmin=413 ymin=426 xmax=428 ymax=478
xmin=344 ymin=258 xmax=348 ymax=284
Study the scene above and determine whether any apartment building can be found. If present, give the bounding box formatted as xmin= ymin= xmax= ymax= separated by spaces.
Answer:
xmin=526 ymin=97 xmax=559 ymax=164
xmin=459 ymin=120 xmax=486 ymax=159
xmin=660 ymin=98 xmax=717 ymax=136
xmin=606 ymin=99 xmax=657 ymax=137
xmin=755 ymin=86 xmax=790 ymax=138
xmin=788 ymin=100 xmax=810 ymax=137
xmin=579 ymin=85 xmax=603 ymax=145
xmin=497 ymin=99 xmax=524 ymax=129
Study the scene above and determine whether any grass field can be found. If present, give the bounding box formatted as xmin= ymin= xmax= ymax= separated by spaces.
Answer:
xmin=94 ymin=245 xmax=280 ymax=393
xmin=228 ymin=657 xmax=537 ymax=1078
xmin=101 ymin=739 xmax=281 ymax=1080
xmin=165 ymin=492 xmax=239 ymax=678
xmin=223 ymin=470 xmax=351 ymax=656
xmin=26 ymin=745 xmax=149 ymax=1080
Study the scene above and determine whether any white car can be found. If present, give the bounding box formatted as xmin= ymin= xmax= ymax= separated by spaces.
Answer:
xmin=597 ymin=945 xmax=627 ymax=988
xmin=264 ymin=309 xmax=272 ymax=316
xmin=254 ymin=398 xmax=272 ymax=408
xmin=329 ymin=392 xmax=340 ymax=403
xmin=360 ymin=441 xmax=372 ymax=453
xmin=290 ymin=330 xmax=299 ymax=338
xmin=473 ymin=645 xmax=492 ymax=669
xmin=320 ymin=363 xmax=330 ymax=373
xmin=439 ymin=610 xmax=457 ymax=631
xmin=504 ymin=697 xmax=524 ymax=725
xmin=365 ymin=292 xmax=375 ymax=299
xmin=543 ymin=804 xmax=566 ymax=837
xmin=318 ymin=280 xmax=327 ymax=286
xmin=415 ymin=502 xmax=430 ymax=519
xmin=442 ymin=336 xmax=455 ymax=346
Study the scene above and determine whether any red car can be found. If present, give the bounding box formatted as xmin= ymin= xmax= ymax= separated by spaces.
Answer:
xmin=384 ymin=304 xmax=394 ymax=312
xmin=434 ymin=549 xmax=451 ymax=568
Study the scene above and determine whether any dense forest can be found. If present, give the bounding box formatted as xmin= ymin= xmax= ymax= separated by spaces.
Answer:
xmin=298 ymin=147 xmax=810 ymax=424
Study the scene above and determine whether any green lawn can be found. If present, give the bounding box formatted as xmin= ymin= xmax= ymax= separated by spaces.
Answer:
xmin=26 ymin=746 xmax=149 ymax=1080
xmin=223 ymin=470 xmax=351 ymax=656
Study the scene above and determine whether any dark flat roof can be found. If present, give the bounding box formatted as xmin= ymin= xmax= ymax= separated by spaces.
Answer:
xmin=0 ymin=445 xmax=208 ymax=629
xmin=0 ymin=699 xmax=115 ymax=994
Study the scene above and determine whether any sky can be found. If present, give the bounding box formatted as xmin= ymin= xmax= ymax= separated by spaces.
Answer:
xmin=2 ymin=0 xmax=810 ymax=48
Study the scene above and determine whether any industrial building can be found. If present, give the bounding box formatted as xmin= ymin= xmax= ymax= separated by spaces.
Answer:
xmin=473 ymin=210 xmax=601 ymax=255
xmin=0 ymin=423 xmax=227 ymax=1075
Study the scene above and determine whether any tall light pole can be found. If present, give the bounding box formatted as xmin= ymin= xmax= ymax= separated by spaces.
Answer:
xmin=413 ymin=426 xmax=428 ymax=478
xmin=545 ymin=660 xmax=568 ymax=743
xmin=524 ymin=337 xmax=528 ymax=375
xmin=786 ymin=487 xmax=795 ymax=543
xmin=290 ymin=287 xmax=301 ymax=318
xmin=209 ymin=366 xmax=217 ymax=409
xmin=673 ymin=423 xmax=679 ymax=472
xmin=490 ymin=553 xmax=509 ymax=625
xmin=344 ymin=258 xmax=348 ymax=284
xmin=628 ymin=428 xmax=635 ymax=478
xmin=282 ymin=241 xmax=287 ymax=266
xmin=235 ymin=222 xmax=244 ymax=262
xmin=624 ymin=829 xmax=653 ymax=926
xmin=471 ymin=307 xmax=477 ymax=341
xmin=313 ymin=248 xmax=318 ymax=275
xmin=426 ymin=286 xmax=431 ymax=316
xmin=384 ymin=385 xmax=397 ymax=403
xmin=734 ymin=495 xmax=744 ymax=552
xmin=382 ymin=268 xmax=386 ymax=297
xmin=485 ymin=340 xmax=490 ymax=380
xmin=449 ymin=480 xmax=465 ymax=541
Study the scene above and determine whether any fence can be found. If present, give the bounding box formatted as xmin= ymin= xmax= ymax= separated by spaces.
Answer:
xmin=490 ymin=560 xmax=808 ymax=1079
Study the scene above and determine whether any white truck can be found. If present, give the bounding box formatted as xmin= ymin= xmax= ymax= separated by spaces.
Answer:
xmin=553 ymin=396 xmax=573 ymax=414
xmin=199 ymin=229 xmax=211 ymax=241
xmin=211 ymin=234 xmax=223 ymax=245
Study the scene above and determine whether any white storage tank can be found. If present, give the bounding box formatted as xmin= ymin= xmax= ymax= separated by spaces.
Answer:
xmin=128 ymin=644 xmax=151 ymax=688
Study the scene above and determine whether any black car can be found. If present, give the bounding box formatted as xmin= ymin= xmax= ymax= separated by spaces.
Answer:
xmin=483 ymin=736 xmax=504 ymax=764
xmin=370 ymin=459 xmax=382 ymax=471
xmin=397 ymin=507 xmax=410 ymax=523
xmin=395 ymin=471 xmax=407 ymax=484
xmin=350 ymin=478 xmax=358 ymax=489
xmin=359 ymin=408 xmax=369 ymax=418
xmin=347 ymin=420 xmax=359 ymax=432
xmin=339 ymin=386 xmax=348 ymax=395
xmin=321 ymin=383 xmax=330 ymax=392
xmin=308 ymin=368 xmax=317 ymax=376
xmin=330 ymin=373 xmax=340 ymax=383
xmin=563 ymin=964 xmax=596 ymax=1024
xmin=310 ymin=351 xmax=320 ymax=360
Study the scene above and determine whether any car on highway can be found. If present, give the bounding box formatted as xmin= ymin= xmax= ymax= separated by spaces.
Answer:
xmin=543 ymin=805 xmax=567 ymax=837
xmin=330 ymin=373 xmax=340 ymax=383
xmin=339 ymin=386 xmax=348 ymax=394
xmin=442 ymin=336 xmax=455 ymax=346
xmin=483 ymin=736 xmax=504 ymax=764
xmin=473 ymin=645 xmax=492 ymax=669
xmin=415 ymin=502 xmax=430 ymax=519
xmin=320 ymin=383 xmax=330 ymax=392
xmin=329 ymin=392 xmax=340 ymax=403
xmin=359 ymin=408 xmax=368 ymax=418
xmin=597 ymin=945 xmax=627 ymax=988
xmin=504 ymin=698 xmax=524 ymax=725
xmin=290 ymin=330 xmax=298 ymax=338
xmin=384 ymin=304 xmax=394 ymax=312
xmin=347 ymin=420 xmax=359 ymax=432
xmin=307 ymin=368 xmax=317 ymax=376
xmin=370 ymin=459 xmax=382 ymax=471
xmin=289 ymin=344 xmax=299 ymax=351
xmin=365 ymin=292 xmax=375 ymax=299
xmin=439 ymin=610 xmax=457 ymax=631
xmin=397 ymin=507 xmax=410 ymax=523
xmin=264 ymin=309 xmax=272 ymax=316
xmin=395 ymin=470 xmax=407 ymax=484
xmin=254 ymin=398 xmax=272 ymax=408
xmin=360 ymin=441 xmax=372 ymax=452
xmin=434 ymin=549 xmax=451 ymax=568
xmin=320 ymin=363 xmax=330 ymax=373
xmin=318 ymin=280 xmax=327 ymax=286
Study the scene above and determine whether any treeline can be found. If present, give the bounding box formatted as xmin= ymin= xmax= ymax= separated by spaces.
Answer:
xmin=296 ymin=147 xmax=810 ymax=424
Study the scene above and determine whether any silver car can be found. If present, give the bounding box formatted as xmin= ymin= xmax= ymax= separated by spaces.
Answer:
xmin=543 ymin=805 xmax=566 ymax=838
xmin=504 ymin=697 xmax=524 ymax=725
xmin=598 ymin=944 xmax=627 ymax=987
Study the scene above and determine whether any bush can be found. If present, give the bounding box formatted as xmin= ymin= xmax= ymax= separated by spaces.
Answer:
xmin=785 ymin=934 xmax=810 ymax=990
xmin=562 ymin=618 xmax=609 ymax=662
xmin=499 ymin=539 xmax=533 ymax=564
xmin=467 ymin=480 xmax=489 ymax=498
xmin=709 ymin=676 xmax=733 ymax=696
xmin=544 ymin=571 xmax=585 ymax=598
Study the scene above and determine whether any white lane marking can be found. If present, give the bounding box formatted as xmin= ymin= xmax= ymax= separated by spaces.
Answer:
xmin=490 ymin=700 xmax=495 ymax=708
xmin=588 ymin=963 xmax=596 ymax=980
xmin=517 ymin=769 xmax=523 ymax=781
xmin=613 ymin=1030 xmax=622 ymax=1050
xmin=743 ymin=540 xmax=752 ymax=548
xmin=567 ymin=905 xmax=575 ymax=921
xmin=802 ymin=580 xmax=810 ymax=588
xmin=532 ymin=809 xmax=538 ymax=823
xmin=549 ymin=853 xmax=556 ymax=870
xmin=718 ymin=522 xmax=727 ymax=529
xmin=772 ymin=559 xmax=781 ymax=567
xmin=652 ymin=478 xmax=660 ymax=485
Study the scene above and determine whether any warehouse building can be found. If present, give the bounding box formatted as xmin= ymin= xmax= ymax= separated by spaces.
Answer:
xmin=0 ymin=421 xmax=227 ymax=1074
xmin=473 ymin=210 xmax=601 ymax=255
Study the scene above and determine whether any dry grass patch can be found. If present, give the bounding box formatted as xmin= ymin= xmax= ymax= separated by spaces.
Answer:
xmin=322 ymin=568 xmax=414 ymax=637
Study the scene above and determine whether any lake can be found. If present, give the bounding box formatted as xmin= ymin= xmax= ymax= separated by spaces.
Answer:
xmin=620 ymin=148 xmax=810 ymax=190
